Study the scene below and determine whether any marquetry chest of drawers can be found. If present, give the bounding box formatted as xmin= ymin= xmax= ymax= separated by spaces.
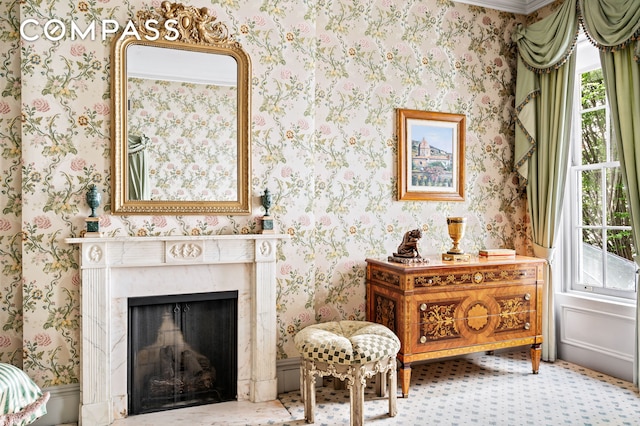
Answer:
xmin=365 ymin=255 xmax=545 ymax=397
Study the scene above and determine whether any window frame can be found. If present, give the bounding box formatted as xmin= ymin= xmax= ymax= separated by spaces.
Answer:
xmin=565 ymin=35 xmax=636 ymax=301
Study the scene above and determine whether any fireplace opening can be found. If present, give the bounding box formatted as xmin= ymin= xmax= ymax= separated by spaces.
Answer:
xmin=128 ymin=291 xmax=238 ymax=415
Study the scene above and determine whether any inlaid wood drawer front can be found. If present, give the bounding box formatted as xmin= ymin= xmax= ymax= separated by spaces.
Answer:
xmin=417 ymin=298 xmax=464 ymax=343
xmin=371 ymin=291 xmax=399 ymax=334
xmin=411 ymin=285 xmax=538 ymax=351
xmin=411 ymin=265 xmax=537 ymax=289
xmin=370 ymin=267 xmax=401 ymax=287
xmin=494 ymin=293 xmax=535 ymax=333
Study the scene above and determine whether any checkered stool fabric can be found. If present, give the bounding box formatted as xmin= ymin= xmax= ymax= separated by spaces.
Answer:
xmin=294 ymin=321 xmax=400 ymax=426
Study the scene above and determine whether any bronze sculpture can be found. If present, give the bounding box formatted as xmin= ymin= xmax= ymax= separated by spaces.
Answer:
xmin=394 ymin=229 xmax=423 ymax=258
xmin=388 ymin=229 xmax=428 ymax=264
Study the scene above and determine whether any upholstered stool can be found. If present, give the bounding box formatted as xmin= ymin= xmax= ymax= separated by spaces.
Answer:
xmin=294 ymin=320 xmax=400 ymax=426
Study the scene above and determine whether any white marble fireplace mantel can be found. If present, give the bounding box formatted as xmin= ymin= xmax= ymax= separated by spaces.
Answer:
xmin=65 ymin=234 xmax=287 ymax=426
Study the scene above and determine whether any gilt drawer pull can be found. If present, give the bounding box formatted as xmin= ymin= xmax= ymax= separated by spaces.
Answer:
xmin=524 ymin=322 xmax=531 ymax=330
xmin=518 ymin=271 xmax=527 ymax=277
xmin=420 ymin=303 xmax=427 ymax=311
xmin=524 ymin=293 xmax=531 ymax=301
xmin=420 ymin=336 xmax=427 ymax=344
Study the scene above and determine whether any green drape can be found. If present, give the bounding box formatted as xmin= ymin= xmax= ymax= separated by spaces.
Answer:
xmin=513 ymin=0 xmax=578 ymax=362
xmin=600 ymin=45 xmax=640 ymax=386
xmin=581 ymin=0 xmax=640 ymax=387
xmin=127 ymin=134 xmax=150 ymax=201
xmin=514 ymin=0 xmax=640 ymax=379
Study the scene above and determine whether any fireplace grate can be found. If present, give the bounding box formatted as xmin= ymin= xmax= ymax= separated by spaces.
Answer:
xmin=128 ymin=291 xmax=238 ymax=415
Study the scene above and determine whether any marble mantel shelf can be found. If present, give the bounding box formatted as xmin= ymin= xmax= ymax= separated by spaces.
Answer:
xmin=65 ymin=234 xmax=288 ymax=426
xmin=66 ymin=233 xmax=289 ymax=243
xmin=65 ymin=234 xmax=289 ymax=268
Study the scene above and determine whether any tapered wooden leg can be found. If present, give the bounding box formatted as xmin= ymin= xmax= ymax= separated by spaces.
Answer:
xmin=531 ymin=343 xmax=541 ymax=374
xmin=399 ymin=362 xmax=411 ymax=398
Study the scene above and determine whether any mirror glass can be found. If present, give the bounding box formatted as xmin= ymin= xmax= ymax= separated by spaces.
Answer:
xmin=111 ymin=3 xmax=251 ymax=215
xmin=126 ymin=45 xmax=238 ymax=202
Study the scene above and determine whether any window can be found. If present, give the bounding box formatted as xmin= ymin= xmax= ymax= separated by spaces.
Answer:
xmin=568 ymin=36 xmax=636 ymax=300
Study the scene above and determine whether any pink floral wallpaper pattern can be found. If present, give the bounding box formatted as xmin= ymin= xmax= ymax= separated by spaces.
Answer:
xmin=0 ymin=0 xmax=535 ymax=387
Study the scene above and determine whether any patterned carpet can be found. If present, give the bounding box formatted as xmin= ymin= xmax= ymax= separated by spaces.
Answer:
xmin=275 ymin=350 xmax=640 ymax=426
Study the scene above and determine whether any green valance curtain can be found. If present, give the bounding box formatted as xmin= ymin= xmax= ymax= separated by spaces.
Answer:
xmin=127 ymin=134 xmax=150 ymax=201
xmin=514 ymin=0 xmax=640 ymax=383
xmin=579 ymin=0 xmax=640 ymax=52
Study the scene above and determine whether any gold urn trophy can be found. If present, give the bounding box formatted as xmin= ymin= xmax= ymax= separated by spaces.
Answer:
xmin=442 ymin=216 xmax=470 ymax=262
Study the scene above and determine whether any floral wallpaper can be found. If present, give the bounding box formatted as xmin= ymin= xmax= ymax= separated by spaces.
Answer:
xmin=128 ymin=77 xmax=238 ymax=201
xmin=0 ymin=0 xmax=537 ymax=388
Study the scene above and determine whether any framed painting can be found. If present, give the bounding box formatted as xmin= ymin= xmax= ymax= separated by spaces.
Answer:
xmin=397 ymin=109 xmax=465 ymax=201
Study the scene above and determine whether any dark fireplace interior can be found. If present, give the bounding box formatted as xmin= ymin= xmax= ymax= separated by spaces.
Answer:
xmin=128 ymin=291 xmax=238 ymax=415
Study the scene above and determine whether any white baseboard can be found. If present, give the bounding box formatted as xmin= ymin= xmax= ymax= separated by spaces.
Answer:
xmin=31 ymin=383 xmax=79 ymax=426
xmin=276 ymin=357 xmax=302 ymax=393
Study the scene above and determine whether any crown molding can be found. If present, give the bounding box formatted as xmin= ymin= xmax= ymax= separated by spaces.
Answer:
xmin=453 ymin=0 xmax=556 ymax=14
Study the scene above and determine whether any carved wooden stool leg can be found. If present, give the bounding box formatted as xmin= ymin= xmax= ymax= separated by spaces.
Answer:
xmin=375 ymin=371 xmax=387 ymax=397
xmin=303 ymin=360 xmax=316 ymax=424
xmin=388 ymin=358 xmax=398 ymax=417
xmin=299 ymin=363 xmax=305 ymax=401
xmin=349 ymin=366 xmax=365 ymax=426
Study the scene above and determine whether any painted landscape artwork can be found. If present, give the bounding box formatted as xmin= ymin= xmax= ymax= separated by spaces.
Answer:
xmin=407 ymin=119 xmax=457 ymax=193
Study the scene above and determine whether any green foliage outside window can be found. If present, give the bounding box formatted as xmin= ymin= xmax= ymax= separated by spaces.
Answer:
xmin=579 ymin=69 xmax=633 ymax=263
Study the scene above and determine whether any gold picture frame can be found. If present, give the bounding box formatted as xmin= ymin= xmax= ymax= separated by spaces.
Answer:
xmin=397 ymin=109 xmax=465 ymax=202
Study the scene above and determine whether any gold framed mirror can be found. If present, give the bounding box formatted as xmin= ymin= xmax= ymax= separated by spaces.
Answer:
xmin=111 ymin=2 xmax=251 ymax=215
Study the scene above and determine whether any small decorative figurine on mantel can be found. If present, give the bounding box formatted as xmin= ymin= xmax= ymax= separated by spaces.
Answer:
xmin=388 ymin=229 xmax=429 ymax=264
xmin=260 ymin=188 xmax=274 ymax=234
xmin=84 ymin=184 xmax=103 ymax=237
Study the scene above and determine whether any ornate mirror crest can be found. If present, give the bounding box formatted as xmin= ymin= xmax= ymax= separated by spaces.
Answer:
xmin=134 ymin=1 xmax=231 ymax=44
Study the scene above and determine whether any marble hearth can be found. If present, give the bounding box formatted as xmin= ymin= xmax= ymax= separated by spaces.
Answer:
xmin=66 ymin=235 xmax=287 ymax=426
